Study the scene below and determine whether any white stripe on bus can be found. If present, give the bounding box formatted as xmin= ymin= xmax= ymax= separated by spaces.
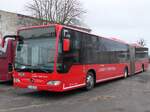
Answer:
xmin=63 ymin=83 xmax=85 ymax=90
xmin=96 ymin=75 xmax=124 ymax=83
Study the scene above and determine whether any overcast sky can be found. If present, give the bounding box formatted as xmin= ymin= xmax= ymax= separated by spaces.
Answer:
xmin=0 ymin=0 xmax=150 ymax=49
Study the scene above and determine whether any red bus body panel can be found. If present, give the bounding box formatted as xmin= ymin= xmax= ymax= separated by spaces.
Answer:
xmin=135 ymin=59 xmax=149 ymax=73
xmin=14 ymin=63 xmax=131 ymax=92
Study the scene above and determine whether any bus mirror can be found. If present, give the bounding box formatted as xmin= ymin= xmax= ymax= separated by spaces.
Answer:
xmin=63 ymin=39 xmax=70 ymax=52
xmin=18 ymin=36 xmax=24 ymax=45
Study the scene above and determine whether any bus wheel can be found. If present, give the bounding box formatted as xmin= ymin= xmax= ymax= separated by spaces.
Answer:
xmin=85 ymin=72 xmax=95 ymax=90
xmin=124 ymin=68 xmax=128 ymax=78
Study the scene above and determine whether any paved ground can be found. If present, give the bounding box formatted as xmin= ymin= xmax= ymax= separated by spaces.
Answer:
xmin=0 ymin=68 xmax=150 ymax=112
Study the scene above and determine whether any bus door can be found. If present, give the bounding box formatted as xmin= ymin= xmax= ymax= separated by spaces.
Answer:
xmin=57 ymin=29 xmax=84 ymax=86
xmin=129 ymin=46 xmax=135 ymax=75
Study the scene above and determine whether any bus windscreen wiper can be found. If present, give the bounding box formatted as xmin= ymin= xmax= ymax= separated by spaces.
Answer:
xmin=34 ymin=68 xmax=50 ymax=73
xmin=15 ymin=61 xmax=53 ymax=73
xmin=15 ymin=61 xmax=33 ymax=72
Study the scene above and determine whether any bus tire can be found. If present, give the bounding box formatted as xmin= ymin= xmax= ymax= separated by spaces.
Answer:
xmin=124 ymin=68 xmax=128 ymax=78
xmin=85 ymin=72 xmax=95 ymax=91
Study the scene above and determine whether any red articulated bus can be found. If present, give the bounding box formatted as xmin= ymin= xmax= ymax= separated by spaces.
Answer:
xmin=13 ymin=24 xmax=149 ymax=92
xmin=0 ymin=35 xmax=17 ymax=82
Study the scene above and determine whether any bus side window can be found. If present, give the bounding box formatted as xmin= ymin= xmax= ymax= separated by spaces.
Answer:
xmin=0 ymin=50 xmax=6 ymax=57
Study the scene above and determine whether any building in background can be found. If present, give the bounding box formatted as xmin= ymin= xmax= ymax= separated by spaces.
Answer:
xmin=0 ymin=10 xmax=91 ymax=38
xmin=0 ymin=10 xmax=49 ymax=38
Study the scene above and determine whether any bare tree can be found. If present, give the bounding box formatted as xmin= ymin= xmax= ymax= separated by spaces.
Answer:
xmin=26 ymin=0 xmax=86 ymax=25
xmin=137 ymin=38 xmax=146 ymax=47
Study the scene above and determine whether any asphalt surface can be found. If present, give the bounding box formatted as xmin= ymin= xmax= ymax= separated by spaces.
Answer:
xmin=0 ymin=67 xmax=150 ymax=112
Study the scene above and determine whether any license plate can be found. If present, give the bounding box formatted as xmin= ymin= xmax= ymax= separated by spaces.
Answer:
xmin=28 ymin=85 xmax=37 ymax=90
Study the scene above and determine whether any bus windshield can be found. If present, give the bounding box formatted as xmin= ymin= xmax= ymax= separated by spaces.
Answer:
xmin=15 ymin=26 xmax=56 ymax=73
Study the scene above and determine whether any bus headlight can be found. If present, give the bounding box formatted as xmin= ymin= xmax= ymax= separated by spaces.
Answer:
xmin=47 ymin=81 xmax=61 ymax=86
xmin=14 ymin=78 xmax=21 ymax=83
xmin=19 ymin=72 xmax=25 ymax=77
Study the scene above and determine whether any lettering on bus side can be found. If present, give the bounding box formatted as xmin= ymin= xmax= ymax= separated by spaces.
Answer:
xmin=98 ymin=67 xmax=116 ymax=72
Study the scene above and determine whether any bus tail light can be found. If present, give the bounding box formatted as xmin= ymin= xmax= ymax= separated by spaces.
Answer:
xmin=47 ymin=81 xmax=61 ymax=86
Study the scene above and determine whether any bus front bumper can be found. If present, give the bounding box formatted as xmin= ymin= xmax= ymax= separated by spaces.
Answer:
xmin=14 ymin=79 xmax=64 ymax=92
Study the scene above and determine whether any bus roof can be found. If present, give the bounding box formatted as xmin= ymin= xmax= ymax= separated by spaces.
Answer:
xmin=63 ymin=24 xmax=129 ymax=45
